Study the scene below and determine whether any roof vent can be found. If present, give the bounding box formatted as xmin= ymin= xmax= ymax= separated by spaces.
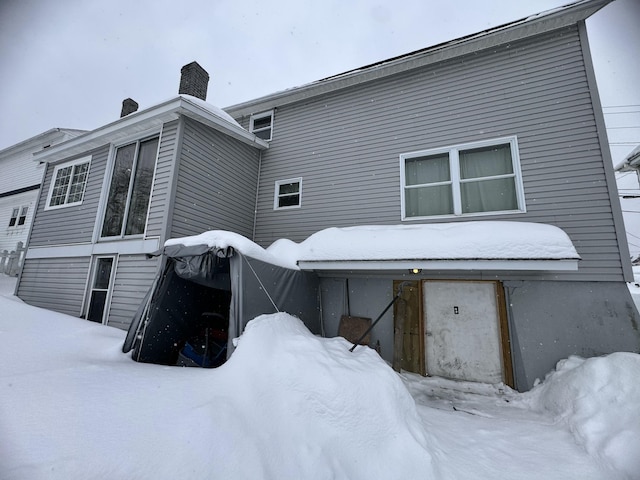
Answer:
xmin=120 ymin=98 xmax=139 ymax=118
xmin=179 ymin=61 xmax=209 ymax=101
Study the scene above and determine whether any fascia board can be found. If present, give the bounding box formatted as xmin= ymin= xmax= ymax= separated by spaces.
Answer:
xmin=0 ymin=128 xmax=72 ymax=160
xmin=297 ymin=259 xmax=579 ymax=272
xmin=225 ymin=0 xmax=612 ymax=117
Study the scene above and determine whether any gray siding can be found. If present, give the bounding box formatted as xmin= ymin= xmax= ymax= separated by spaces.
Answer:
xmin=169 ymin=118 xmax=260 ymax=239
xmin=29 ymin=146 xmax=108 ymax=247
xmin=146 ymin=120 xmax=179 ymax=239
xmin=247 ymin=25 xmax=625 ymax=282
xmin=108 ymin=254 xmax=160 ymax=330
xmin=17 ymin=256 xmax=90 ymax=316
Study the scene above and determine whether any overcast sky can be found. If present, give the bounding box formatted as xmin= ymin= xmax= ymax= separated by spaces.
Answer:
xmin=1 ymin=0 xmax=639 ymax=251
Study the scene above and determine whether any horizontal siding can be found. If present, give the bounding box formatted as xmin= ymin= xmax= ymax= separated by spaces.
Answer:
xmin=248 ymin=25 xmax=624 ymax=282
xmin=107 ymin=254 xmax=160 ymax=330
xmin=169 ymin=118 xmax=260 ymax=239
xmin=146 ymin=120 xmax=179 ymax=239
xmin=29 ymin=146 xmax=109 ymax=247
xmin=17 ymin=256 xmax=90 ymax=316
xmin=0 ymin=190 xmax=38 ymax=252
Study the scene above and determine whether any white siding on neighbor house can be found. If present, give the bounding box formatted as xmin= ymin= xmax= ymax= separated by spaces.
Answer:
xmin=169 ymin=117 xmax=261 ymax=240
xmin=244 ymin=25 xmax=624 ymax=282
xmin=28 ymin=145 xmax=109 ymax=247
xmin=107 ymin=254 xmax=160 ymax=330
xmin=17 ymin=256 xmax=90 ymax=317
xmin=0 ymin=189 xmax=38 ymax=253
xmin=0 ymin=149 xmax=46 ymax=194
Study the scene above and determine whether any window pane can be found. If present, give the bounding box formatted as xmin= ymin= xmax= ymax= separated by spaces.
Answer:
xmin=461 ymin=177 xmax=517 ymax=213
xmin=49 ymin=166 xmax=72 ymax=206
xmin=405 ymin=185 xmax=453 ymax=217
xmin=459 ymin=144 xmax=513 ymax=179
xmin=9 ymin=208 xmax=18 ymax=227
xmin=125 ymin=138 xmax=158 ymax=236
xmin=255 ymin=129 xmax=271 ymax=140
xmin=17 ymin=206 xmax=28 ymax=226
xmin=67 ymin=162 xmax=89 ymax=203
xmin=94 ymin=258 xmax=113 ymax=289
xmin=279 ymin=182 xmax=299 ymax=195
xmin=253 ymin=116 xmax=271 ymax=130
xmin=278 ymin=194 xmax=300 ymax=208
xmin=102 ymin=143 xmax=136 ymax=237
xmin=87 ymin=291 xmax=108 ymax=323
xmin=405 ymin=154 xmax=450 ymax=186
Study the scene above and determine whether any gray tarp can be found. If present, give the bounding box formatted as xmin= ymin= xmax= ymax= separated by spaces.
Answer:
xmin=123 ymin=243 xmax=320 ymax=366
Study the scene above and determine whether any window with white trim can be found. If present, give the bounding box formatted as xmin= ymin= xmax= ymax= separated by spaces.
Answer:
xmin=249 ymin=110 xmax=274 ymax=141
xmin=274 ymin=178 xmax=302 ymax=209
xmin=101 ymin=136 xmax=159 ymax=238
xmin=45 ymin=156 xmax=91 ymax=210
xmin=400 ymin=137 xmax=525 ymax=219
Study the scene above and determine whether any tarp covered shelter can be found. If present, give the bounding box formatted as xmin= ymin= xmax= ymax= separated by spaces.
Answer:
xmin=123 ymin=233 xmax=320 ymax=367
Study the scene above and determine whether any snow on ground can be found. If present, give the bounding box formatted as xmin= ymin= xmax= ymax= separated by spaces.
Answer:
xmin=1 ymin=274 xmax=638 ymax=480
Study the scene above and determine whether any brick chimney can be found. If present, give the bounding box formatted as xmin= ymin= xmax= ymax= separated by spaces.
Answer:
xmin=178 ymin=61 xmax=209 ymax=101
xmin=120 ymin=98 xmax=139 ymax=117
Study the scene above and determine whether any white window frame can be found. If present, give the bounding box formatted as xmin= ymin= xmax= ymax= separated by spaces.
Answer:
xmin=44 ymin=156 xmax=92 ymax=211
xmin=249 ymin=110 xmax=274 ymax=141
xmin=8 ymin=207 xmax=19 ymax=228
xmin=400 ymin=136 xmax=525 ymax=221
xmin=83 ymin=255 xmax=117 ymax=325
xmin=274 ymin=177 xmax=302 ymax=210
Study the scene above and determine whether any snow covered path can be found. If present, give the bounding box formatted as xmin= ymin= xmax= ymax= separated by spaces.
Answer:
xmin=0 ymin=274 xmax=637 ymax=480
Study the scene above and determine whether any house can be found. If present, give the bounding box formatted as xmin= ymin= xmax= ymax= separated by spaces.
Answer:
xmin=0 ymin=128 xmax=85 ymax=275
xmin=16 ymin=0 xmax=639 ymax=390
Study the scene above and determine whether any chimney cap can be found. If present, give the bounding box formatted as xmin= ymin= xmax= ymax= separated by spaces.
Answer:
xmin=120 ymin=98 xmax=139 ymax=118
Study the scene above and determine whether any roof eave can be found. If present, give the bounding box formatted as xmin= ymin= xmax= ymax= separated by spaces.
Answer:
xmin=297 ymin=258 xmax=580 ymax=272
xmin=224 ymin=0 xmax=612 ymax=117
xmin=32 ymin=97 xmax=267 ymax=164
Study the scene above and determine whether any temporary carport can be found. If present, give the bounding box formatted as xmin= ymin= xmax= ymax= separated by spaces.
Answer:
xmin=123 ymin=231 xmax=320 ymax=367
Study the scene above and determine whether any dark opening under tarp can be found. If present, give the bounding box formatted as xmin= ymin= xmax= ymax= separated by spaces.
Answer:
xmin=123 ymin=244 xmax=320 ymax=367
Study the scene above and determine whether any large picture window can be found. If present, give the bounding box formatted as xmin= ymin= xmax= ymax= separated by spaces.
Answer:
xmin=45 ymin=156 xmax=91 ymax=210
xmin=400 ymin=137 xmax=525 ymax=219
xmin=101 ymin=137 xmax=158 ymax=238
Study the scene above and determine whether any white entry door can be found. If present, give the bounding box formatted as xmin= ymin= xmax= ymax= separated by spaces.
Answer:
xmin=423 ymin=281 xmax=504 ymax=384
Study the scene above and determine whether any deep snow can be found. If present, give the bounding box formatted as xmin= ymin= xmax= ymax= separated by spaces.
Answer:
xmin=0 ymin=274 xmax=638 ymax=480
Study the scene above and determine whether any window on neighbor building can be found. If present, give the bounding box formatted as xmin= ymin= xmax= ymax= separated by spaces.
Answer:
xmin=45 ymin=156 xmax=91 ymax=210
xmin=274 ymin=178 xmax=302 ymax=209
xmin=17 ymin=206 xmax=28 ymax=226
xmin=400 ymin=137 xmax=525 ymax=219
xmin=249 ymin=111 xmax=274 ymax=141
xmin=101 ymin=136 xmax=159 ymax=238
xmin=8 ymin=207 xmax=19 ymax=227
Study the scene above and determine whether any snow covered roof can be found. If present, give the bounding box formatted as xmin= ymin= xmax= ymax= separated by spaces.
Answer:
xmin=32 ymin=95 xmax=268 ymax=164
xmin=225 ymin=0 xmax=612 ymax=118
xmin=165 ymin=222 xmax=580 ymax=273
xmin=294 ymin=222 xmax=580 ymax=271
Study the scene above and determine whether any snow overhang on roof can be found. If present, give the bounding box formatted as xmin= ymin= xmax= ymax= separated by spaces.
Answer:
xmin=224 ymin=0 xmax=612 ymax=118
xmin=294 ymin=222 xmax=581 ymax=272
xmin=32 ymin=95 xmax=269 ymax=164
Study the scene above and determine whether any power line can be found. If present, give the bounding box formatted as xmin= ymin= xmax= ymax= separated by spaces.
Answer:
xmin=603 ymin=105 xmax=640 ymax=109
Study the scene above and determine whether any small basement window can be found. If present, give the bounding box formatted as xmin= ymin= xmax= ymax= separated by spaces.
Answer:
xmin=250 ymin=110 xmax=274 ymax=141
xmin=274 ymin=178 xmax=302 ymax=209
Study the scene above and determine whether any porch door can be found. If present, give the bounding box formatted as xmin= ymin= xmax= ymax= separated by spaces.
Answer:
xmin=423 ymin=281 xmax=507 ymax=384
xmin=86 ymin=256 xmax=115 ymax=324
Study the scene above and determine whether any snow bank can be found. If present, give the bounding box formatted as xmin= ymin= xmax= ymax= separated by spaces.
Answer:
xmin=296 ymin=222 xmax=580 ymax=261
xmin=523 ymin=353 xmax=640 ymax=478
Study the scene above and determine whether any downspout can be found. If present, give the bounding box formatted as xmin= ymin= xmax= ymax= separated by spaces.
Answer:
xmin=251 ymin=149 xmax=262 ymax=242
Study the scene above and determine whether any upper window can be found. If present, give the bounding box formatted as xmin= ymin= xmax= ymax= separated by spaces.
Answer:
xmin=101 ymin=136 xmax=159 ymax=238
xmin=45 ymin=156 xmax=91 ymax=210
xmin=400 ymin=137 xmax=525 ymax=220
xmin=274 ymin=178 xmax=302 ymax=209
xmin=250 ymin=111 xmax=274 ymax=141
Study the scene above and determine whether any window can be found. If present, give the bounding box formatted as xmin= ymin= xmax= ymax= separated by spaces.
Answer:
xmin=274 ymin=178 xmax=302 ymax=209
xmin=45 ymin=156 xmax=91 ymax=210
xmin=101 ymin=136 xmax=159 ymax=238
xmin=86 ymin=256 xmax=115 ymax=324
xmin=249 ymin=111 xmax=274 ymax=141
xmin=401 ymin=137 xmax=524 ymax=219
xmin=17 ymin=206 xmax=28 ymax=226
xmin=8 ymin=208 xmax=19 ymax=227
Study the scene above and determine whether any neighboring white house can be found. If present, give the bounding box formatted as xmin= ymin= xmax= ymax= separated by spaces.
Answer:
xmin=0 ymin=128 xmax=85 ymax=274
